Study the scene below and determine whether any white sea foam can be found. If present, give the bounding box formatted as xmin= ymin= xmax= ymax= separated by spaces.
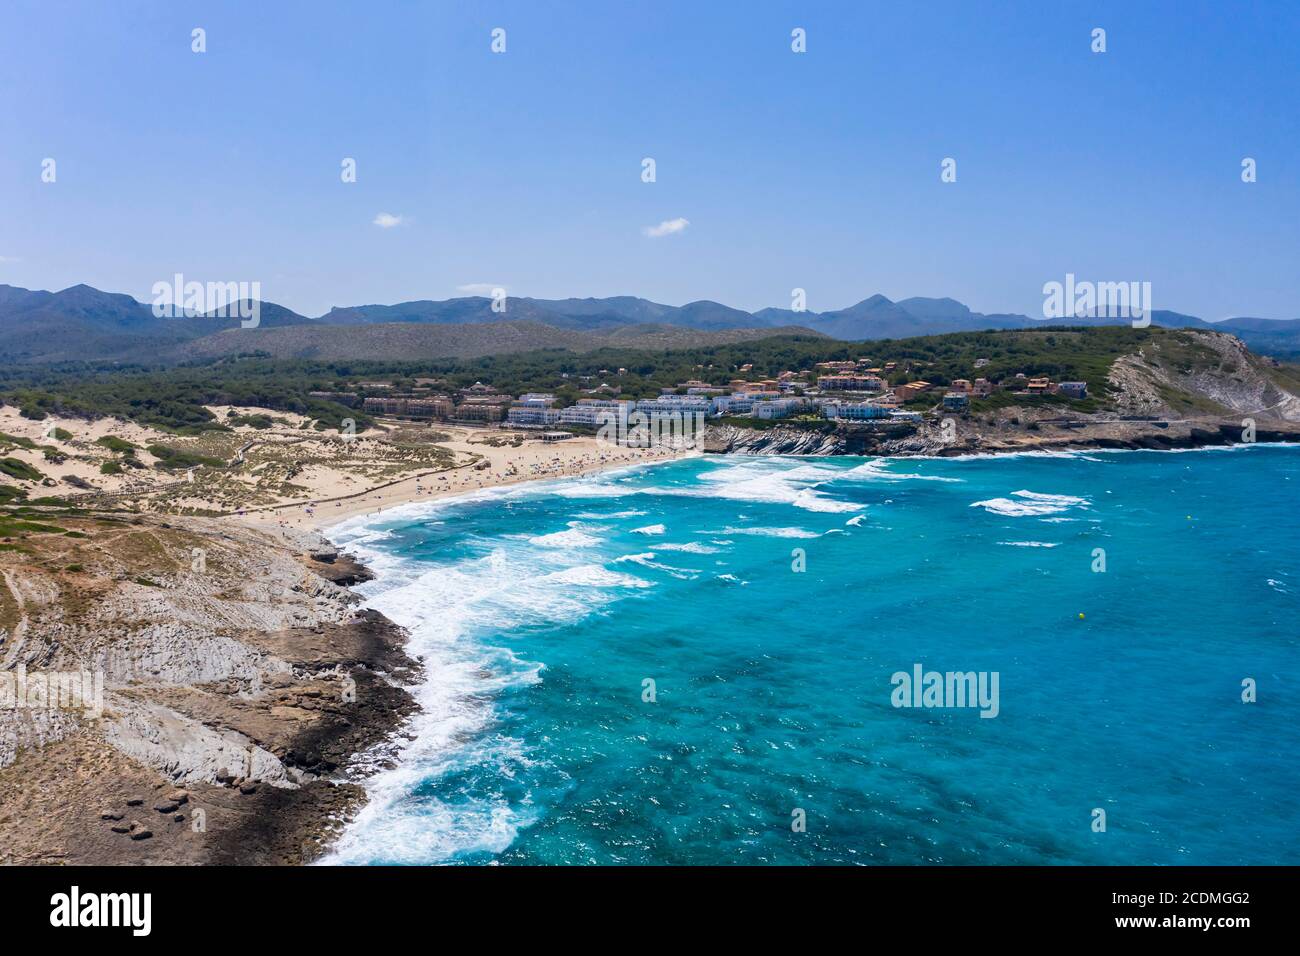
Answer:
xmin=998 ymin=541 xmax=1061 ymax=548
xmin=528 ymin=522 xmax=602 ymax=548
xmin=970 ymin=489 xmax=1091 ymax=517
xmin=615 ymin=552 xmax=699 ymax=579
xmin=845 ymin=515 xmax=866 ymax=527
xmin=547 ymin=564 xmax=654 ymax=588
xmin=701 ymin=526 xmax=821 ymax=539
xmin=631 ymin=523 xmax=666 ymax=535
xmin=656 ymin=541 xmax=722 ymax=554
xmin=845 ymin=459 xmax=964 ymax=482
xmin=322 ymin=509 xmax=656 ymax=863
xmin=644 ymin=459 xmax=867 ymax=514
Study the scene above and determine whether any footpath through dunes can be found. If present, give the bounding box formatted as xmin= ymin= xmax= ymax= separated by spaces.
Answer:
xmin=0 ymin=509 xmax=419 ymax=864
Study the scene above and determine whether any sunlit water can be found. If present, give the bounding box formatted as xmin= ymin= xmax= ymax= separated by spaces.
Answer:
xmin=321 ymin=445 xmax=1300 ymax=865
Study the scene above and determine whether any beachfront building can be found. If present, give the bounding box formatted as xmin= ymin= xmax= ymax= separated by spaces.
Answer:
xmin=557 ymin=399 xmax=633 ymax=427
xmin=1058 ymin=381 xmax=1088 ymax=399
xmin=634 ymin=396 xmax=713 ymax=418
xmin=713 ymin=393 xmax=755 ymax=416
xmin=506 ymin=404 xmax=561 ymax=427
xmin=889 ymin=410 xmax=923 ymax=422
xmin=823 ymin=401 xmax=891 ymax=420
xmin=455 ymin=396 xmax=512 ymax=422
xmin=942 ymin=392 xmax=970 ymax=411
xmin=972 ymin=378 xmax=993 ymax=397
xmin=752 ymin=398 xmax=809 ymax=420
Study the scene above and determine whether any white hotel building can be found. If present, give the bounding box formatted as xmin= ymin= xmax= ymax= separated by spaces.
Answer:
xmin=557 ymin=399 xmax=634 ymax=427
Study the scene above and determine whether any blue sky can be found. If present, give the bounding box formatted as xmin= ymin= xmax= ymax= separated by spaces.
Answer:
xmin=1 ymin=0 xmax=1297 ymax=319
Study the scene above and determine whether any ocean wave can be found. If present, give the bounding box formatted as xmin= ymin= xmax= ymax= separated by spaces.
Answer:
xmin=631 ymin=523 xmax=666 ymax=535
xmin=644 ymin=459 xmax=867 ymax=514
xmin=998 ymin=541 xmax=1061 ymax=548
xmin=528 ymin=522 xmax=603 ymax=548
xmin=614 ymin=552 xmax=700 ymax=579
xmin=546 ymin=564 xmax=654 ymax=587
xmin=656 ymin=541 xmax=722 ymax=554
xmin=701 ymin=526 xmax=821 ymax=539
xmin=844 ymin=459 xmax=964 ymax=482
xmin=970 ymin=489 xmax=1091 ymax=517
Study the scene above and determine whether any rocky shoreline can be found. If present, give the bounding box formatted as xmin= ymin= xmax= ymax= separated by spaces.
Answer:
xmin=704 ymin=416 xmax=1300 ymax=459
xmin=0 ymin=515 xmax=419 ymax=865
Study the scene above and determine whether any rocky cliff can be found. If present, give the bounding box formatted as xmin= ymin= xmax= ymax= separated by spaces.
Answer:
xmin=0 ymin=512 xmax=416 ymax=864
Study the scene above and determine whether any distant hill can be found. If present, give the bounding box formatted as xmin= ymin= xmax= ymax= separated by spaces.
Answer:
xmin=0 ymin=284 xmax=315 ymax=363
xmin=2 ymin=282 xmax=1298 ymax=363
xmin=171 ymin=320 xmax=822 ymax=362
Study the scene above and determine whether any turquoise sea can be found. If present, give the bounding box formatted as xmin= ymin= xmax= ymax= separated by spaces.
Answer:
xmin=322 ymin=445 xmax=1300 ymax=865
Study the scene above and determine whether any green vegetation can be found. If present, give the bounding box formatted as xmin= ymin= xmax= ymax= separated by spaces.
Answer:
xmin=0 ymin=458 xmax=43 ymax=481
xmin=0 ymin=484 xmax=27 ymax=505
xmin=146 ymin=444 xmax=225 ymax=470
xmin=0 ymin=516 xmax=67 ymax=536
xmin=95 ymin=435 xmax=138 ymax=453
xmin=0 ymin=432 xmax=41 ymax=450
xmin=100 ymin=460 xmax=123 ymax=475
xmin=226 ymin=412 xmax=277 ymax=429
xmin=0 ymin=326 xmax=1199 ymax=433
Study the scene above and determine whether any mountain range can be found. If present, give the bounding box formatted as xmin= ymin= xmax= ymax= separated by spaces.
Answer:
xmin=2 ymin=282 xmax=1298 ymax=363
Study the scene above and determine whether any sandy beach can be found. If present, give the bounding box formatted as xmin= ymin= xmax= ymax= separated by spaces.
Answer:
xmin=229 ymin=424 xmax=692 ymax=538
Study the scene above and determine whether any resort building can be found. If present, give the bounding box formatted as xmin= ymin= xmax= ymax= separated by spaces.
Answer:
xmin=893 ymin=380 xmax=932 ymax=400
xmin=822 ymin=401 xmax=891 ymax=420
xmin=818 ymin=374 xmax=884 ymax=392
xmin=506 ymin=404 xmax=561 ymax=427
xmin=557 ymin=399 xmax=633 ymax=427
xmin=1058 ymin=381 xmax=1088 ymax=399
xmin=752 ymin=398 xmax=809 ymax=420
xmin=455 ymin=396 xmax=512 ymax=422
xmin=942 ymin=392 xmax=970 ymax=411
xmin=517 ymin=393 xmax=557 ymax=406
xmin=362 ymin=396 xmax=454 ymax=419
xmin=635 ymin=396 xmax=713 ymax=417
xmin=713 ymin=393 xmax=755 ymax=416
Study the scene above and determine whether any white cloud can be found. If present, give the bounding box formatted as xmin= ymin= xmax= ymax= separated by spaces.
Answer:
xmin=0 ymin=255 xmax=21 ymax=263
xmin=372 ymin=212 xmax=404 ymax=229
xmin=642 ymin=217 xmax=690 ymax=238
xmin=457 ymin=283 xmax=506 ymax=295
